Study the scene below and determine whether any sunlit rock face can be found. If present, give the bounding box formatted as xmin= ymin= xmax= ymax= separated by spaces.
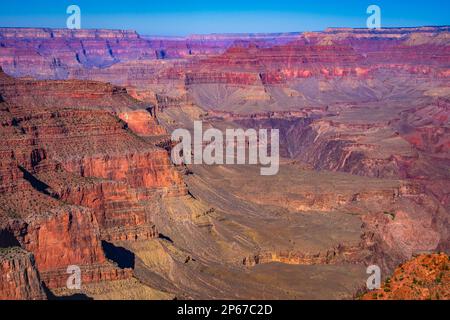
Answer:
xmin=361 ymin=253 xmax=449 ymax=300
xmin=0 ymin=247 xmax=46 ymax=300
xmin=0 ymin=67 xmax=185 ymax=296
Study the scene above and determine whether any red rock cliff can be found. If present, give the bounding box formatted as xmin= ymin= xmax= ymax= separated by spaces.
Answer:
xmin=0 ymin=247 xmax=46 ymax=300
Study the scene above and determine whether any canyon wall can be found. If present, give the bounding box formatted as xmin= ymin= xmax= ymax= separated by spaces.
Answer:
xmin=0 ymin=247 xmax=46 ymax=300
xmin=0 ymin=66 xmax=185 ymax=298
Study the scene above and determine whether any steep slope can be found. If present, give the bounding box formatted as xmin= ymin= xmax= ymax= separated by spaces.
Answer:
xmin=0 ymin=247 xmax=46 ymax=300
xmin=0 ymin=67 xmax=185 ymax=297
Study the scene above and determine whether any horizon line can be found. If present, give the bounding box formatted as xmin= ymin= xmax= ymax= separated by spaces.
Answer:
xmin=0 ymin=25 xmax=449 ymax=38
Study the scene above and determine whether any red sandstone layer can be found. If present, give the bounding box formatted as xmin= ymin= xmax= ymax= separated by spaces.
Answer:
xmin=0 ymin=247 xmax=46 ymax=300
xmin=0 ymin=67 xmax=186 ymax=295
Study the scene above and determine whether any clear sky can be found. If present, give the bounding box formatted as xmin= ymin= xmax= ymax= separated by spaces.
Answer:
xmin=1 ymin=0 xmax=449 ymax=36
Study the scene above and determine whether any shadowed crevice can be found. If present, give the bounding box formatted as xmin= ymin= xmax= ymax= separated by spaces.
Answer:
xmin=18 ymin=166 xmax=52 ymax=196
xmin=102 ymin=241 xmax=135 ymax=269
xmin=43 ymin=282 xmax=93 ymax=301
xmin=0 ymin=229 xmax=21 ymax=248
xmin=158 ymin=233 xmax=174 ymax=244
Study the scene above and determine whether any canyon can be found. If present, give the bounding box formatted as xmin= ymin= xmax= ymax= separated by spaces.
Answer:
xmin=0 ymin=26 xmax=449 ymax=299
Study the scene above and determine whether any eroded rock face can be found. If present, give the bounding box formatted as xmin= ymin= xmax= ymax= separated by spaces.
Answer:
xmin=118 ymin=110 xmax=166 ymax=136
xmin=54 ymin=179 xmax=158 ymax=241
xmin=61 ymin=150 xmax=183 ymax=192
xmin=21 ymin=206 xmax=105 ymax=272
xmin=0 ymin=247 xmax=46 ymax=300
xmin=0 ymin=28 xmax=301 ymax=79
xmin=361 ymin=209 xmax=443 ymax=271
xmin=8 ymin=206 xmax=132 ymax=289
xmin=242 ymin=244 xmax=363 ymax=267
xmin=0 ymin=67 xmax=184 ymax=292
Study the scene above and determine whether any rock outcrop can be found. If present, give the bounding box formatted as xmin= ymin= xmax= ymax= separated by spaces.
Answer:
xmin=361 ymin=253 xmax=449 ymax=300
xmin=0 ymin=247 xmax=46 ymax=300
xmin=0 ymin=66 xmax=185 ymax=294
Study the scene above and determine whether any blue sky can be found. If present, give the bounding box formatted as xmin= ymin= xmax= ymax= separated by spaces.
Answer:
xmin=1 ymin=0 xmax=449 ymax=36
